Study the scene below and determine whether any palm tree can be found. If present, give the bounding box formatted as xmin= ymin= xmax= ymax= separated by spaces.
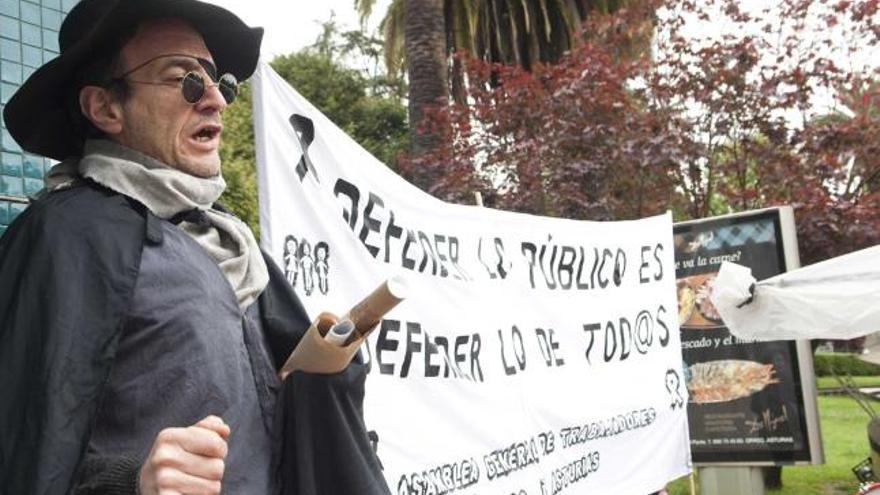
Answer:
xmin=402 ymin=0 xmax=448 ymax=159
xmin=356 ymin=0 xmax=643 ymax=188
xmin=359 ymin=0 xmax=633 ymax=78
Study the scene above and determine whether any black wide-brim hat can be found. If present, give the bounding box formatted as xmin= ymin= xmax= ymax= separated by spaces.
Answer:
xmin=2 ymin=0 xmax=263 ymax=161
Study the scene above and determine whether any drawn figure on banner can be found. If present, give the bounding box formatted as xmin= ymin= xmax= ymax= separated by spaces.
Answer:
xmin=299 ymin=239 xmax=315 ymax=295
xmin=315 ymin=242 xmax=329 ymax=295
xmin=282 ymin=234 xmax=331 ymax=296
xmin=283 ymin=235 xmax=300 ymax=287
xmin=666 ymin=368 xmax=685 ymax=410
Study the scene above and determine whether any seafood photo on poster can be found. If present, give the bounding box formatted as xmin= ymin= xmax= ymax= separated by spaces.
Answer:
xmin=674 ymin=211 xmax=812 ymax=464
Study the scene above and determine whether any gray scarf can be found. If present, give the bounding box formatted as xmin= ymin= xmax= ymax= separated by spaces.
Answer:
xmin=46 ymin=139 xmax=268 ymax=310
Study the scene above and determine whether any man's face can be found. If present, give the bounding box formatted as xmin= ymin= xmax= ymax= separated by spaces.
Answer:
xmin=114 ymin=19 xmax=227 ymax=177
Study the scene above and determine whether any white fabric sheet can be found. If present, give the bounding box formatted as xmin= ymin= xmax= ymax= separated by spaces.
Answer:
xmin=711 ymin=245 xmax=880 ymax=341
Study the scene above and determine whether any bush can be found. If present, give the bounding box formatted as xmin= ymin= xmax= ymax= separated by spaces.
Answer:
xmin=813 ymin=353 xmax=880 ymax=377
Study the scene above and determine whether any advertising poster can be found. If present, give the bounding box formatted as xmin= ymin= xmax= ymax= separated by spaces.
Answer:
xmin=674 ymin=208 xmax=822 ymax=464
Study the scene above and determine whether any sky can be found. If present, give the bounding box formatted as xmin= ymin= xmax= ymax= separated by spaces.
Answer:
xmin=203 ymin=0 xmax=390 ymax=59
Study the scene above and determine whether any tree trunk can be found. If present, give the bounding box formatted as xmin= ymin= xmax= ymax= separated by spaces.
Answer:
xmin=404 ymin=0 xmax=449 ymax=188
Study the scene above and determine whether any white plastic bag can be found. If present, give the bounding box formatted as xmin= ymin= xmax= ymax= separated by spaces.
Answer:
xmin=710 ymin=245 xmax=880 ymax=341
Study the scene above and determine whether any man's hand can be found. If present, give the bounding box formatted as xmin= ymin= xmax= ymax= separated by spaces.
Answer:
xmin=138 ymin=415 xmax=231 ymax=495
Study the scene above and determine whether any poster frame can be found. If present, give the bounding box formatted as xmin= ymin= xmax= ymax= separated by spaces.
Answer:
xmin=674 ymin=206 xmax=824 ymax=466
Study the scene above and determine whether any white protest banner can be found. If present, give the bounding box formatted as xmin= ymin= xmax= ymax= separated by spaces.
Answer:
xmin=253 ymin=61 xmax=691 ymax=495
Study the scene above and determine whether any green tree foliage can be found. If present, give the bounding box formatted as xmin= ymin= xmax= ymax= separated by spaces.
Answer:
xmin=271 ymin=52 xmax=408 ymax=167
xmin=218 ymin=28 xmax=409 ymax=237
xmin=218 ymin=83 xmax=260 ymax=237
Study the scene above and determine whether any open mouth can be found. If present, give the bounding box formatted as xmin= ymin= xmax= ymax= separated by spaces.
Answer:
xmin=193 ymin=124 xmax=222 ymax=143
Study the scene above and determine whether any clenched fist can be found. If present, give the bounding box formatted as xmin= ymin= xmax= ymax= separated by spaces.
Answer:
xmin=138 ymin=415 xmax=231 ymax=495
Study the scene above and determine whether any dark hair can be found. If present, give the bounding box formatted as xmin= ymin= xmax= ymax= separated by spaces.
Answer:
xmin=283 ymin=235 xmax=298 ymax=255
xmin=66 ymin=29 xmax=136 ymax=149
xmin=315 ymin=242 xmax=329 ymax=258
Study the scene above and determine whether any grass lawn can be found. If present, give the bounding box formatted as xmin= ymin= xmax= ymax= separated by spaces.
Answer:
xmin=665 ymin=395 xmax=873 ymax=495
xmin=817 ymin=375 xmax=880 ymax=390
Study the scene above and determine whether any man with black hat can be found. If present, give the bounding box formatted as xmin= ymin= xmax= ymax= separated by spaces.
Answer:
xmin=0 ymin=1 xmax=386 ymax=494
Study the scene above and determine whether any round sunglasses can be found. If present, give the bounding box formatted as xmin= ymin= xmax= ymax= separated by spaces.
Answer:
xmin=172 ymin=71 xmax=238 ymax=104
xmin=109 ymin=54 xmax=239 ymax=105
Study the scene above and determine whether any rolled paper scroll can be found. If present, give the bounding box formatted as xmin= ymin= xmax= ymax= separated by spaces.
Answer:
xmin=280 ymin=277 xmax=408 ymax=377
xmin=324 ymin=319 xmax=355 ymax=346
xmin=342 ymin=276 xmax=408 ymax=345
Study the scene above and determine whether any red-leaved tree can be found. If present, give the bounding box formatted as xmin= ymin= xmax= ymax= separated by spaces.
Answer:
xmin=399 ymin=0 xmax=880 ymax=265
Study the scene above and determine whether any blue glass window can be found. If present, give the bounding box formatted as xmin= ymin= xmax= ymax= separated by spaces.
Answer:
xmin=1 ymin=38 xmax=19 ymax=62
xmin=2 ymin=151 xmax=22 ymax=176
xmin=0 ymin=15 xmax=19 ymax=40
xmin=2 ymin=128 xmax=21 ymax=152
xmin=0 ymin=175 xmax=23 ymax=195
xmin=0 ymin=0 xmax=78 ymax=223
xmin=41 ymin=28 xmax=57 ymax=51
xmin=1 ymin=81 xmax=16 ymax=103
xmin=23 ymin=177 xmax=41 ymax=194
xmin=0 ymin=0 xmax=18 ymax=17
xmin=21 ymin=43 xmax=38 ymax=66
xmin=8 ymin=200 xmax=26 ymax=219
xmin=22 ymin=153 xmax=42 ymax=178
xmin=1 ymin=60 xmax=21 ymax=83
xmin=41 ymin=7 xmax=59 ymax=29
xmin=19 ymin=1 xmax=39 ymax=24
xmin=21 ymin=22 xmax=39 ymax=46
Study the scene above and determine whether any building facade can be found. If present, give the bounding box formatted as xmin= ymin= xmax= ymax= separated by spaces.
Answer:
xmin=0 ymin=0 xmax=77 ymax=236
